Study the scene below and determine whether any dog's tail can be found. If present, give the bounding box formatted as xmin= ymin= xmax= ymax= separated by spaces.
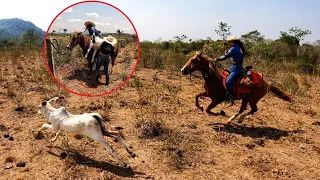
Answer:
xmin=92 ymin=114 xmax=124 ymax=136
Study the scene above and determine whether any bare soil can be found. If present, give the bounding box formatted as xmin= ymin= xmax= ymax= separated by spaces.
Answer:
xmin=0 ymin=49 xmax=319 ymax=179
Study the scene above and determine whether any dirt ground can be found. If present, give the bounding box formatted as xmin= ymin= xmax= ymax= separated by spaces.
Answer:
xmin=0 ymin=49 xmax=319 ymax=179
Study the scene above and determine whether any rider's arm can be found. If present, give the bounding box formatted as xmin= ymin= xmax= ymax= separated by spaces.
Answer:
xmin=217 ymin=47 xmax=234 ymax=61
xmin=90 ymin=27 xmax=96 ymax=42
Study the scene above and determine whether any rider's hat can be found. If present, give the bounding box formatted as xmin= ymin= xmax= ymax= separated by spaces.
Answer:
xmin=226 ymin=35 xmax=240 ymax=42
xmin=84 ymin=21 xmax=96 ymax=27
xmin=103 ymin=35 xmax=117 ymax=46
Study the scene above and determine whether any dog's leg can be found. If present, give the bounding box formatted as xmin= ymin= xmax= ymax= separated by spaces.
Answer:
xmin=91 ymin=49 xmax=97 ymax=63
xmin=84 ymin=41 xmax=93 ymax=59
xmin=116 ymin=134 xmax=136 ymax=158
xmin=96 ymin=136 xmax=128 ymax=167
xmin=37 ymin=123 xmax=53 ymax=132
xmin=51 ymin=130 xmax=62 ymax=142
xmin=84 ymin=129 xmax=128 ymax=168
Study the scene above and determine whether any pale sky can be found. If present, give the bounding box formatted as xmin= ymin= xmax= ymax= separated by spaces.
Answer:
xmin=49 ymin=2 xmax=134 ymax=34
xmin=0 ymin=0 xmax=319 ymax=43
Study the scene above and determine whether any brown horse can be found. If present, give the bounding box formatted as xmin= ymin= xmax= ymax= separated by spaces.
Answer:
xmin=181 ymin=51 xmax=292 ymax=123
xmin=66 ymin=31 xmax=119 ymax=73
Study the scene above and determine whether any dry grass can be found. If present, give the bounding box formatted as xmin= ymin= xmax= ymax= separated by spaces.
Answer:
xmin=0 ymin=48 xmax=319 ymax=179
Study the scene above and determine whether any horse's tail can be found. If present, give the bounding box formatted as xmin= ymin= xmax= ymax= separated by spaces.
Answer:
xmin=267 ymin=82 xmax=292 ymax=102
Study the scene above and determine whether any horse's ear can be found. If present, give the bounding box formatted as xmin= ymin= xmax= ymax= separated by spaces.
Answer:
xmin=196 ymin=51 xmax=202 ymax=57
xmin=41 ymin=101 xmax=47 ymax=106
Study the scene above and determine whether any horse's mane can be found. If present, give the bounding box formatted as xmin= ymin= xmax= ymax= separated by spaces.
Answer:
xmin=200 ymin=54 xmax=224 ymax=79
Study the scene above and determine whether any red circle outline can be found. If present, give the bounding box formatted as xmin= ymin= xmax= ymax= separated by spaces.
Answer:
xmin=43 ymin=0 xmax=140 ymax=97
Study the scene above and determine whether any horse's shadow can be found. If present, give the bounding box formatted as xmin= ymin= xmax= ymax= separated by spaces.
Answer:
xmin=47 ymin=145 xmax=147 ymax=178
xmin=66 ymin=67 xmax=97 ymax=88
xmin=210 ymin=122 xmax=289 ymax=140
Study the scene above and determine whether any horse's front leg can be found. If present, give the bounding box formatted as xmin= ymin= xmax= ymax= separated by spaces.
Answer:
xmin=205 ymin=101 xmax=220 ymax=116
xmin=195 ymin=92 xmax=207 ymax=111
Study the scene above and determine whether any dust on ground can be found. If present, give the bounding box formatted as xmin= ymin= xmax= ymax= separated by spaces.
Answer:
xmin=0 ymin=49 xmax=319 ymax=179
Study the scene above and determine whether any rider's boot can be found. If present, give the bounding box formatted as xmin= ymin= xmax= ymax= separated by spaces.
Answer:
xmin=225 ymin=92 xmax=235 ymax=104
xmin=95 ymin=75 xmax=99 ymax=84
xmin=105 ymin=75 xmax=110 ymax=85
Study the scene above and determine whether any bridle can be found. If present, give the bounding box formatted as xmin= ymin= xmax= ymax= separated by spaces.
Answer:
xmin=68 ymin=32 xmax=82 ymax=49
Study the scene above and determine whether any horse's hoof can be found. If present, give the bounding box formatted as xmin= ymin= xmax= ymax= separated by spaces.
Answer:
xmin=131 ymin=153 xmax=136 ymax=158
xmin=125 ymin=164 xmax=131 ymax=170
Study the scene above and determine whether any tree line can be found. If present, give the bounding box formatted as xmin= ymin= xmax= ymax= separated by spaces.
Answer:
xmin=140 ymin=22 xmax=320 ymax=74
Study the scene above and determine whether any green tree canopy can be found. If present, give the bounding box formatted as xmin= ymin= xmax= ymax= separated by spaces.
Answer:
xmin=22 ymin=29 xmax=39 ymax=49
xmin=241 ymin=30 xmax=265 ymax=44
xmin=215 ymin=22 xmax=231 ymax=40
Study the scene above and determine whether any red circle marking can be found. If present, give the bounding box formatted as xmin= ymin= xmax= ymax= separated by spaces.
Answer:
xmin=43 ymin=0 xmax=140 ymax=97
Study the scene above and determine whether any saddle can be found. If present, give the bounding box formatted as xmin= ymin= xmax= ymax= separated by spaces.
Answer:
xmin=223 ymin=66 xmax=263 ymax=99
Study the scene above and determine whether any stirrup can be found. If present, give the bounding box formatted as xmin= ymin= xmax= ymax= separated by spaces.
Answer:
xmin=225 ymin=93 xmax=235 ymax=104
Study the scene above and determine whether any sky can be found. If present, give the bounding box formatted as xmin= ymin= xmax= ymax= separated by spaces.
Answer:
xmin=0 ymin=0 xmax=319 ymax=43
xmin=49 ymin=2 xmax=134 ymax=34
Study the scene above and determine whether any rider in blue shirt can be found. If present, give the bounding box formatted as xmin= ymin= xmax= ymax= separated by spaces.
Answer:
xmin=214 ymin=35 xmax=246 ymax=102
xmin=84 ymin=21 xmax=102 ymax=43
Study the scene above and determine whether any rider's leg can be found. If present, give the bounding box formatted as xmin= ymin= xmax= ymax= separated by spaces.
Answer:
xmin=95 ymin=55 xmax=102 ymax=83
xmin=226 ymin=66 xmax=243 ymax=100
xmin=104 ymin=56 xmax=111 ymax=85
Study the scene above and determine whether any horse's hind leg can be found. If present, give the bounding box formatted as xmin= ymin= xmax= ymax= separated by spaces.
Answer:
xmin=238 ymin=99 xmax=259 ymax=122
xmin=195 ymin=92 xmax=207 ymax=111
xmin=228 ymin=98 xmax=248 ymax=123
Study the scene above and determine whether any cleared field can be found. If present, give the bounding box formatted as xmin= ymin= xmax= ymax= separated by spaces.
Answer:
xmin=0 ymin=48 xmax=319 ymax=179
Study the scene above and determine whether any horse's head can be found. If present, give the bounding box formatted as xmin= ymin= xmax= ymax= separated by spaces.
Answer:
xmin=181 ymin=51 xmax=206 ymax=75
xmin=66 ymin=31 xmax=82 ymax=50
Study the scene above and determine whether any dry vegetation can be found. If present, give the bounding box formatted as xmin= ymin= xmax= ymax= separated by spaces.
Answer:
xmin=0 ymin=47 xmax=320 ymax=179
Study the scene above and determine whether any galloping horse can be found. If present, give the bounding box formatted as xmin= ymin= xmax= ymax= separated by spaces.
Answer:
xmin=66 ymin=31 xmax=119 ymax=73
xmin=181 ymin=51 xmax=292 ymax=123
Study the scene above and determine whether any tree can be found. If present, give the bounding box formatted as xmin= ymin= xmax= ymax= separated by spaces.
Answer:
xmin=279 ymin=27 xmax=311 ymax=57
xmin=215 ymin=22 xmax=231 ymax=40
xmin=116 ymin=29 xmax=123 ymax=35
xmin=289 ymin=27 xmax=311 ymax=42
xmin=313 ymin=40 xmax=320 ymax=46
xmin=278 ymin=31 xmax=300 ymax=46
xmin=22 ymin=29 xmax=38 ymax=49
xmin=241 ymin=30 xmax=265 ymax=44
xmin=63 ymin=29 xmax=68 ymax=34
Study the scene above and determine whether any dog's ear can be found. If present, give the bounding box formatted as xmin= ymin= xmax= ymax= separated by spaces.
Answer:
xmin=42 ymin=101 xmax=47 ymax=106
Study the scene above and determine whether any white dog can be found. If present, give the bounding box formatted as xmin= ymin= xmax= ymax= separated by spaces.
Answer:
xmin=37 ymin=97 xmax=135 ymax=168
